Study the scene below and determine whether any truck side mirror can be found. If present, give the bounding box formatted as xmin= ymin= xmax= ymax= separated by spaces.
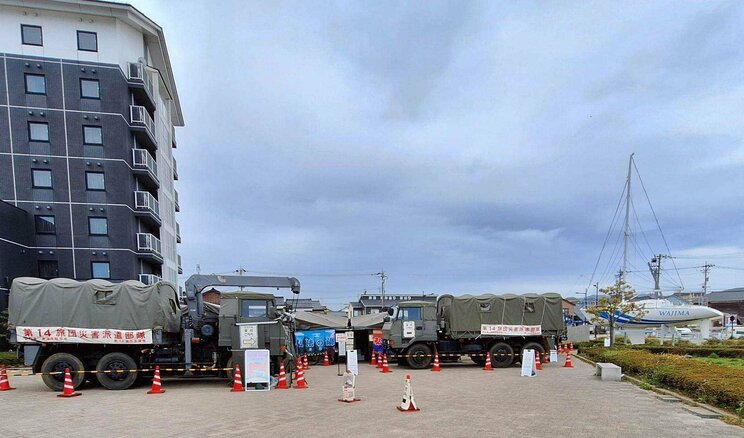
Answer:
xmin=384 ymin=316 xmax=391 ymax=323
xmin=387 ymin=308 xmax=394 ymax=316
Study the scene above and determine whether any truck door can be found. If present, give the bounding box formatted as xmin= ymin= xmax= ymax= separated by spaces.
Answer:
xmin=398 ymin=307 xmax=423 ymax=345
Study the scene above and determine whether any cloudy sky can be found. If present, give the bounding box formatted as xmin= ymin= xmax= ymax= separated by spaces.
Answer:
xmin=129 ymin=1 xmax=744 ymax=308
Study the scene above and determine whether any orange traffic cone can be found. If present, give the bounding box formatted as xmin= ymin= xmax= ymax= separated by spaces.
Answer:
xmin=323 ymin=351 xmax=330 ymax=367
xmin=397 ymin=374 xmax=419 ymax=412
xmin=376 ymin=353 xmax=384 ymax=369
xmin=569 ymin=342 xmax=574 ymax=352
xmin=431 ymin=352 xmax=441 ymax=372
xmin=0 ymin=365 xmax=15 ymax=391
xmin=57 ymin=368 xmax=81 ymax=398
xmin=564 ymin=350 xmax=574 ymax=368
xmin=535 ymin=351 xmax=542 ymax=371
xmin=303 ymin=354 xmax=310 ymax=370
xmin=380 ymin=354 xmax=392 ymax=373
xmin=277 ymin=361 xmax=289 ymax=389
xmin=147 ymin=365 xmax=166 ymax=394
xmin=371 ymin=352 xmax=378 ymax=366
xmin=544 ymin=351 xmax=550 ymax=364
xmin=483 ymin=353 xmax=493 ymax=371
xmin=231 ymin=364 xmax=244 ymax=392
xmin=294 ymin=361 xmax=308 ymax=389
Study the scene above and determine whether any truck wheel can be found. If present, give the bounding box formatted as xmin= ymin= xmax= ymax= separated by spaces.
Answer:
xmin=41 ymin=353 xmax=85 ymax=391
xmin=406 ymin=344 xmax=433 ymax=369
xmin=489 ymin=343 xmax=514 ymax=368
xmin=520 ymin=342 xmax=545 ymax=364
xmin=96 ymin=352 xmax=138 ymax=390
xmin=225 ymin=357 xmax=235 ymax=381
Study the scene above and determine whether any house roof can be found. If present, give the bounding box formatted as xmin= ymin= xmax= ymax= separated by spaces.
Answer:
xmin=706 ymin=288 xmax=744 ymax=303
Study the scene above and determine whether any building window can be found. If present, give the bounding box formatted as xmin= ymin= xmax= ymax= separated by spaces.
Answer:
xmin=25 ymin=74 xmax=46 ymax=95
xmin=32 ymin=169 xmax=52 ymax=188
xmin=21 ymin=24 xmax=43 ymax=46
xmin=88 ymin=217 xmax=108 ymax=235
xmin=85 ymin=171 xmax=105 ymax=191
xmin=38 ymin=260 xmax=59 ymax=279
xmin=35 ymin=215 xmax=56 ymax=234
xmin=28 ymin=122 xmax=49 ymax=142
xmin=83 ymin=126 xmax=102 ymax=145
xmin=91 ymin=261 xmax=110 ymax=279
xmin=77 ymin=31 xmax=98 ymax=52
xmin=80 ymin=79 xmax=100 ymax=99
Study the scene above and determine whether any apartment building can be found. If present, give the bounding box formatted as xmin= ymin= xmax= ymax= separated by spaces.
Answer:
xmin=0 ymin=0 xmax=183 ymax=288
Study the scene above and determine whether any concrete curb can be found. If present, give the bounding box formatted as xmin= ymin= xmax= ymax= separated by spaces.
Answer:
xmin=573 ymin=352 xmax=742 ymax=425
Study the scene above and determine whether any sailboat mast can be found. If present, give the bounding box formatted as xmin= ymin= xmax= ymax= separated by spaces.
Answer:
xmin=621 ymin=153 xmax=634 ymax=282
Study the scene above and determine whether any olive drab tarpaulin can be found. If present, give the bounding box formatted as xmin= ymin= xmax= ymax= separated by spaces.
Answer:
xmin=8 ymin=277 xmax=181 ymax=333
xmin=438 ymin=293 xmax=564 ymax=338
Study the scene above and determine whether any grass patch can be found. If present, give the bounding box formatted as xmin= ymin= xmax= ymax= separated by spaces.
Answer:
xmin=693 ymin=356 xmax=744 ymax=370
xmin=0 ymin=351 xmax=22 ymax=367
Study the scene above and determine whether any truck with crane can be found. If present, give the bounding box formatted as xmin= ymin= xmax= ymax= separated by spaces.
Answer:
xmin=7 ymin=274 xmax=301 ymax=391
xmin=382 ymin=293 xmax=565 ymax=369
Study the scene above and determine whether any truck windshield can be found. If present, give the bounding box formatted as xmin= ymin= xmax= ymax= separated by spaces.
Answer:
xmin=398 ymin=307 xmax=421 ymax=321
xmin=241 ymin=299 xmax=269 ymax=317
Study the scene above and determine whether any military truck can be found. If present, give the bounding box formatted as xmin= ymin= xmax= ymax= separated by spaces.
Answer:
xmin=7 ymin=274 xmax=301 ymax=391
xmin=383 ymin=293 xmax=565 ymax=369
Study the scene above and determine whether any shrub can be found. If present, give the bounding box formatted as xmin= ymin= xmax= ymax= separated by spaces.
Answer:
xmin=581 ymin=346 xmax=744 ymax=415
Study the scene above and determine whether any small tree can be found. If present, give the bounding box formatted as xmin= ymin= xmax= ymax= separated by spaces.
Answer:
xmin=586 ymin=280 xmax=645 ymax=347
xmin=0 ymin=309 xmax=8 ymax=350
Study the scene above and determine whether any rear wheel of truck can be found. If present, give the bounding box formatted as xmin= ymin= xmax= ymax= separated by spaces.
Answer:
xmin=96 ymin=352 xmax=138 ymax=390
xmin=520 ymin=342 xmax=545 ymax=364
xmin=41 ymin=353 xmax=85 ymax=391
xmin=406 ymin=344 xmax=433 ymax=369
xmin=489 ymin=342 xmax=514 ymax=368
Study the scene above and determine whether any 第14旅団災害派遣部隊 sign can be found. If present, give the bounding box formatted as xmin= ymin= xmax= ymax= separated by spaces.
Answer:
xmin=16 ymin=326 xmax=152 ymax=344
xmin=481 ymin=324 xmax=541 ymax=336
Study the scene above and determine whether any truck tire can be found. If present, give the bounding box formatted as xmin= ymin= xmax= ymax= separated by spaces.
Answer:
xmin=489 ymin=342 xmax=514 ymax=368
xmin=96 ymin=352 xmax=138 ymax=390
xmin=226 ymin=356 xmax=235 ymax=381
xmin=41 ymin=353 xmax=85 ymax=391
xmin=520 ymin=342 xmax=545 ymax=364
xmin=406 ymin=344 xmax=433 ymax=369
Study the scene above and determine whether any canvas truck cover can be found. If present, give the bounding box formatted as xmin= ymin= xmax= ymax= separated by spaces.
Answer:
xmin=9 ymin=277 xmax=180 ymax=333
xmin=439 ymin=293 xmax=565 ymax=338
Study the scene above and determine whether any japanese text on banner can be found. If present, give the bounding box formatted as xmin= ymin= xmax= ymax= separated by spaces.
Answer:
xmin=16 ymin=326 xmax=153 ymax=344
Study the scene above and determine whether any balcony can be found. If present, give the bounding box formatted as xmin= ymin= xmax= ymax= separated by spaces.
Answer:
xmin=174 ymin=189 xmax=180 ymax=212
xmin=172 ymin=156 xmax=178 ymax=181
xmin=132 ymin=149 xmax=159 ymax=190
xmin=134 ymin=191 xmax=161 ymax=228
xmin=176 ymin=222 xmax=182 ymax=243
xmin=130 ymin=105 xmax=157 ymax=151
xmin=138 ymin=274 xmax=161 ymax=285
xmin=172 ymin=126 xmax=177 ymax=149
xmin=127 ymin=62 xmax=156 ymax=113
xmin=136 ymin=232 xmax=163 ymax=264
xmin=178 ymin=255 xmax=183 ymax=275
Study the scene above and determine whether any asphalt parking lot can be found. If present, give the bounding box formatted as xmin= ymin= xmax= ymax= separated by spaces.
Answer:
xmin=1 ymin=357 xmax=742 ymax=438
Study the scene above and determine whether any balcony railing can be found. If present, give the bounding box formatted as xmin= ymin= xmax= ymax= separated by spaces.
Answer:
xmin=137 ymin=233 xmax=161 ymax=255
xmin=130 ymin=105 xmax=156 ymax=139
xmin=132 ymin=148 xmax=158 ymax=182
xmin=178 ymin=255 xmax=183 ymax=275
xmin=174 ymin=189 xmax=180 ymax=212
xmin=134 ymin=191 xmax=160 ymax=216
xmin=172 ymin=156 xmax=178 ymax=180
xmin=138 ymin=274 xmax=161 ymax=285
xmin=176 ymin=222 xmax=182 ymax=243
xmin=128 ymin=62 xmax=154 ymax=97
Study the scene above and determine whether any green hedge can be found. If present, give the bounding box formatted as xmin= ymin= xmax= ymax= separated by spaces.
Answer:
xmin=630 ymin=346 xmax=744 ymax=359
xmin=581 ymin=346 xmax=744 ymax=415
xmin=0 ymin=351 xmax=22 ymax=367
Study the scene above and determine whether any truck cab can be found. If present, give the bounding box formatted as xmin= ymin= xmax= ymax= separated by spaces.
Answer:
xmin=383 ymin=301 xmax=438 ymax=368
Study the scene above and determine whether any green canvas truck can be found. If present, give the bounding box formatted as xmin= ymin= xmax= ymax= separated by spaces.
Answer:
xmin=383 ymin=293 xmax=566 ymax=369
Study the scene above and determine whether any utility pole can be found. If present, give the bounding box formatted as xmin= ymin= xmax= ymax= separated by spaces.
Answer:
xmin=236 ymin=266 xmax=246 ymax=290
xmin=594 ymin=283 xmax=599 ymax=306
xmin=375 ymin=270 xmax=387 ymax=309
xmin=701 ymin=262 xmax=714 ymax=305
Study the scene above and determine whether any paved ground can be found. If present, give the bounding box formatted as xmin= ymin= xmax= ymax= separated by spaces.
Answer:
xmin=1 ymin=358 xmax=742 ymax=437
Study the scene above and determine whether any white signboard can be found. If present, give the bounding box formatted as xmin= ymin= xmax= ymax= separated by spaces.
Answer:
xmin=345 ymin=331 xmax=354 ymax=339
xmin=243 ymin=349 xmax=271 ymax=391
xmin=239 ymin=324 xmax=258 ymax=349
xmin=481 ymin=324 xmax=542 ymax=336
xmin=338 ymin=340 xmax=347 ymax=356
xmin=550 ymin=349 xmax=558 ymax=363
xmin=403 ymin=321 xmax=416 ymax=338
xmin=603 ymin=338 xmax=611 ymax=347
xmin=335 ymin=332 xmax=348 ymax=342
xmin=16 ymin=326 xmax=152 ymax=344
xmin=520 ymin=349 xmax=536 ymax=377
xmin=346 ymin=350 xmax=359 ymax=376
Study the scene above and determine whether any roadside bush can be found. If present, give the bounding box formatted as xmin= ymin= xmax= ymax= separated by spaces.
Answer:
xmin=0 ymin=351 xmax=22 ymax=367
xmin=632 ymin=345 xmax=744 ymax=359
xmin=581 ymin=346 xmax=744 ymax=415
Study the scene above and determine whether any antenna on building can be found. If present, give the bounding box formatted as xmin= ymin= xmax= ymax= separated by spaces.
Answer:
xmin=196 ymin=264 xmax=201 ymax=275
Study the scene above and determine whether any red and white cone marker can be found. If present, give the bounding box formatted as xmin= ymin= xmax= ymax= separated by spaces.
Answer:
xmin=564 ymin=350 xmax=574 ymax=368
xmin=277 ymin=362 xmax=289 ymax=389
xmin=147 ymin=365 xmax=166 ymax=394
xmin=483 ymin=353 xmax=493 ymax=371
xmin=323 ymin=351 xmax=330 ymax=367
xmin=294 ymin=361 xmax=308 ymax=389
xmin=535 ymin=350 xmax=542 ymax=371
xmin=380 ymin=354 xmax=392 ymax=373
xmin=376 ymin=353 xmax=384 ymax=369
xmin=431 ymin=352 xmax=441 ymax=372
xmin=303 ymin=354 xmax=310 ymax=371
xmin=371 ymin=352 xmax=378 ymax=366
xmin=231 ymin=364 xmax=244 ymax=392
xmin=397 ymin=375 xmax=419 ymax=412
xmin=543 ymin=351 xmax=550 ymax=364
xmin=569 ymin=342 xmax=574 ymax=352
xmin=0 ymin=365 xmax=16 ymax=391
xmin=57 ymin=368 xmax=81 ymax=398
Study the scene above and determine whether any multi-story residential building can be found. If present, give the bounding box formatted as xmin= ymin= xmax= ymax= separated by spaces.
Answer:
xmin=0 ymin=0 xmax=183 ymax=287
xmin=349 ymin=292 xmax=438 ymax=316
